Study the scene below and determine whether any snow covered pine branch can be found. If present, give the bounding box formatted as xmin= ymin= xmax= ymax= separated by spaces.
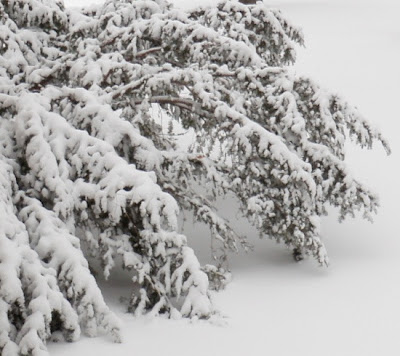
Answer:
xmin=0 ymin=0 xmax=389 ymax=354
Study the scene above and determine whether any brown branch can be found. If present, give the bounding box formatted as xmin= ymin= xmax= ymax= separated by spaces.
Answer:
xmin=132 ymin=96 xmax=199 ymax=112
xmin=132 ymin=95 xmax=217 ymax=123
xmin=135 ymin=47 xmax=162 ymax=58
xmin=110 ymin=77 xmax=149 ymax=100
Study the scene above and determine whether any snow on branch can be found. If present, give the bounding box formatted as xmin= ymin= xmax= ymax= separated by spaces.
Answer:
xmin=0 ymin=0 xmax=390 ymax=353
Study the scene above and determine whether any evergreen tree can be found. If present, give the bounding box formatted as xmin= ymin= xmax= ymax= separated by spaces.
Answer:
xmin=0 ymin=0 xmax=389 ymax=354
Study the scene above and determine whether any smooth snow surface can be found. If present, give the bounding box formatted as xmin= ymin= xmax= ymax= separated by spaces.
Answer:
xmin=53 ymin=0 xmax=400 ymax=355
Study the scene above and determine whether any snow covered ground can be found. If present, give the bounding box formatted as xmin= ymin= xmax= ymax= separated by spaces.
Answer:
xmin=52 ymin=0 xmax=400 ymax=355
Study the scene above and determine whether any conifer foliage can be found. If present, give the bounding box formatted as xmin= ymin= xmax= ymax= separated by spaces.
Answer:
xmin=0 ymin=0 xmax=389 ymax=354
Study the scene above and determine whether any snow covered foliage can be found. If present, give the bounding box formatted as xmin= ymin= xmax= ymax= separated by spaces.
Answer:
xmin=0 ymin=0 xmax=389 ymax=353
